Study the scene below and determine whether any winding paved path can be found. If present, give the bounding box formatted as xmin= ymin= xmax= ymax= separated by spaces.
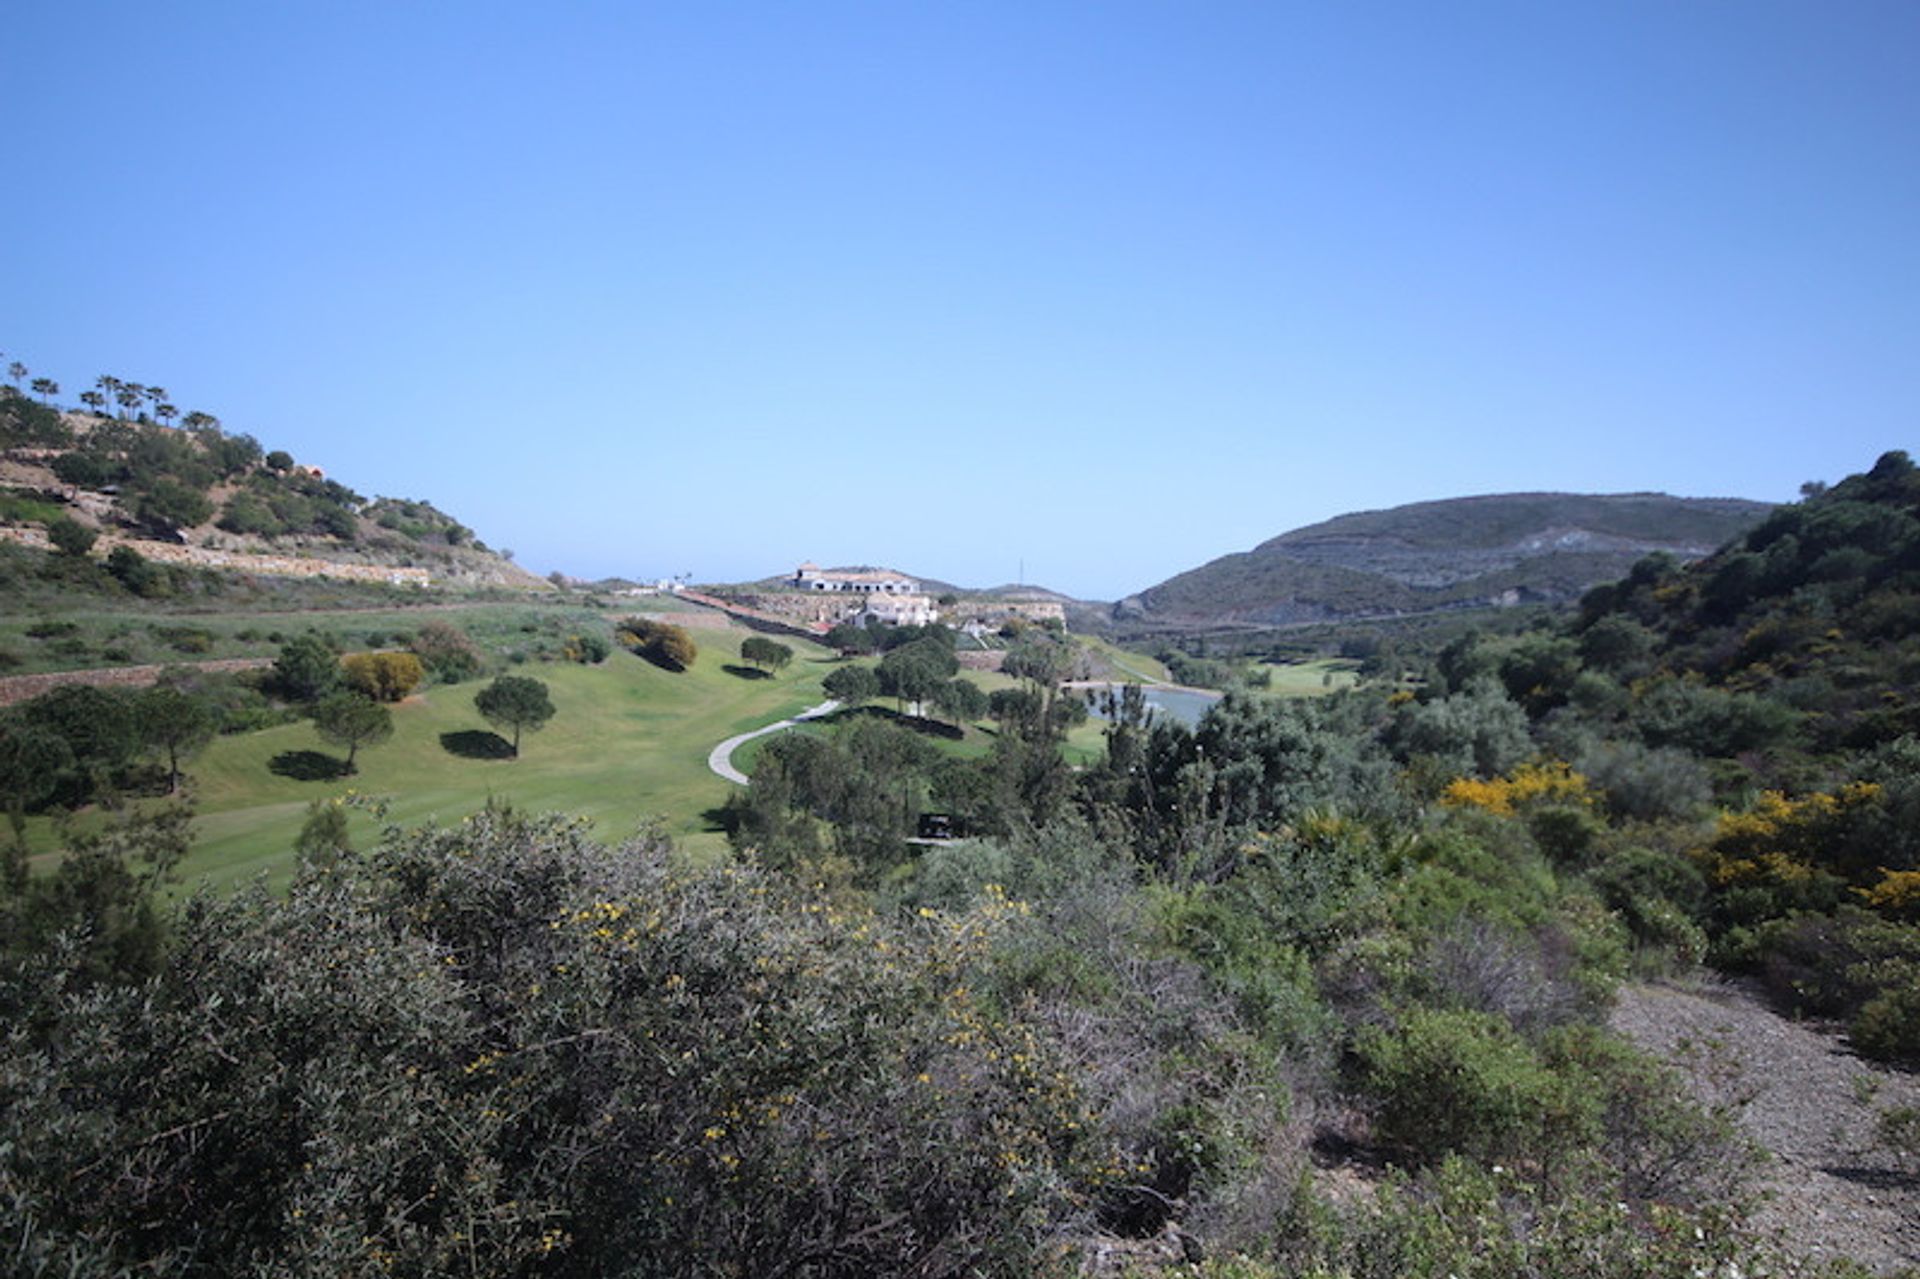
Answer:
xmin=707 ymin=700 xmax=841 ymax=785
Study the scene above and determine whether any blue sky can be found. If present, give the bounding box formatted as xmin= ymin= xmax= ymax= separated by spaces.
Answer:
xmin=6 ymin=1 xmax=1916 ymax=600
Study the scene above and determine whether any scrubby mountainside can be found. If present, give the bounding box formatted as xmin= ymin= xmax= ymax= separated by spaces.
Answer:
xmin=0 ymin=383 xmax=542 ymax=589
xmin=1118 ymin=491 xmax=1772 ymax=632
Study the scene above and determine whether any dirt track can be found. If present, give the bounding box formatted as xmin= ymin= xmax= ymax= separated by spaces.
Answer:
xmin=1612 ymin=978 xmax=1920 ymax=1274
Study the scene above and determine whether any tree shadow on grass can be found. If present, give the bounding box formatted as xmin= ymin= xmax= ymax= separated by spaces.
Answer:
xmin=722 ymin=664 xmax=772 ymax=680
xmin=823 ymin=704 xmax=964 ymax=740
xmin=440 ymin=730 xmax=517 ymax=760
xmin=269 ymin=750 xmax=353 ymax=781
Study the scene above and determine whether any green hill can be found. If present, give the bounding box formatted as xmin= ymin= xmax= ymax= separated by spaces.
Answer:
xmin=1119 ymin=491 xmax=1772 ymax=631
xmin=1 ymin=384 xmax=537 ymax=589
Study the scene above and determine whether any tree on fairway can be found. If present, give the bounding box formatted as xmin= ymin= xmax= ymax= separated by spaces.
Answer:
xmin=822 ymin=664 xmax=879 ymax=707
xmin=20 ymin=684 xmax=139 ymax=801
xmin=312 ymin=693 xmax=392 ymax=774
xmin=0 ymin=723 xmax=73 ymax=849
xmin=932 ymin=678 xmax=988 ymax=728
xmin=878 ymin=638 xmax=958 ymax=714
xmin=294 ymin=797 xmax=353 ymax=868
xmin=740 ymin=636 xmax=793 ymax=673
xmin=474 ymin=675 xmax=555 ymax=756
xmin=272 ymin=634 xmax=341 ymax=703
xmin=824 ymin=622 xmax=879 ymax=655
xmin=135 ymin=686 xmax=216 ymax=793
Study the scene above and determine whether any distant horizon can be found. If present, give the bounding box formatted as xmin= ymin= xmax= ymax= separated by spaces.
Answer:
xmin=0 ymin=376 xmax=1824 ymax=599
xmin=8 ymin=2 xmax=1913 ymax=601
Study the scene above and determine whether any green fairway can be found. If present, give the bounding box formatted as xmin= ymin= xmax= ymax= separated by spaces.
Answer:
xmin=150 ymin=639 xmax=833 ymax=890
xmin=16 ymin=623 xmax=1136 ymax=892
xmin=1257 ymin=657 xmax=1361 ymax=696
xmin=1075 ymin=635 xmax=1170 ymax=684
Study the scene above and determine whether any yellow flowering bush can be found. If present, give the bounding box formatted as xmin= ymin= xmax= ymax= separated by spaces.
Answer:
xmin=1441 ymin=761 xmax=1593 ymax=818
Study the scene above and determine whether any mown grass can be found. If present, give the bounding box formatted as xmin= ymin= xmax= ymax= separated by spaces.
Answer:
xmin=1075 ymin=634 xmax=1170 ymax=683
xmin=1258 ymin=657 xmax=1361 ymax=696
xmin=23 ymin=635 xmax=834 ymax=891
xmin=16 ymin=624 xmax=1153 ymax=889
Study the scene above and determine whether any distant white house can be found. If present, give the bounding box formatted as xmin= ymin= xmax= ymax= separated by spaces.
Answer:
xmin=855 ymin=593 xmax=939 ymax=628
xmin=793 ymin=563 xmax=920 ymax=595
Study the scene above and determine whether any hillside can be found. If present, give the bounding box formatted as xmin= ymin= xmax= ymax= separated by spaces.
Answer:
xmin=0 ymin=385 xmax=542 ymax=590
xmin=1118 ymin=491 xmax=1772 ymax=631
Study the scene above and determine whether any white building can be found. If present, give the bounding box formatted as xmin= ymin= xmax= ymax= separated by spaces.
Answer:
xmin=854 ymin=593 xmax=939 ymax=628
xmin=793 ymin=563 xmax=920 ymax=595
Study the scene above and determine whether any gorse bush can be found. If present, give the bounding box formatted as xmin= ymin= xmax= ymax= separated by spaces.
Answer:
xmin=617 ymin=616 xmax=697 ymax=670
xmin=341 ymin=650 xmax=426 ymax=702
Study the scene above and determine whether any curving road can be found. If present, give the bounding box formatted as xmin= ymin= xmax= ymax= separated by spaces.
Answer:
xmin=707 ymin=700 xmax=841 ymax=785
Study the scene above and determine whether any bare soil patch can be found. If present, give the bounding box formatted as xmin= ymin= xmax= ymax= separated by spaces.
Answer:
xmin=1612 ymin=977 xmax=1919 ymax=1274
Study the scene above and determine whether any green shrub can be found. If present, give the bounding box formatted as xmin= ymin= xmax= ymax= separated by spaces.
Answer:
xmin=1358 ymin=1007 xmax=1588 ymax=1169
xmin=341 ymin=650 xmax=425 ymax=702
xmin=0 ymin=813 xmax=1103 ymax=1275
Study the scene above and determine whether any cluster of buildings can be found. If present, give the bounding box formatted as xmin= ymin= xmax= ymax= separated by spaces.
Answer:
xmin=766 ymin=563 xmax=1065 ymax=632
xmin=791 ymin=563 xmax=939 ymax=627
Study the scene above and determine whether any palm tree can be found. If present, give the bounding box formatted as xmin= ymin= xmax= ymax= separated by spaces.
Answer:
xmin=6 ymin=362 xmax=25 ymax=388
xmin=29 ymin=378 xmax=59 ymax=404
xmin=95 ymin=375 xmax=122 ymax=416
xmin=116 ymin=383 xmax=144 ymax=420
xmin=79 ymin=390 xmax=106 ymax=415
xmin=181 ymin=410 xmax=219 ymax=431
xmin=145 ymin=385 xmax=168 ymax=419
xmin=156 ymin=402 xmax=177 ymax=427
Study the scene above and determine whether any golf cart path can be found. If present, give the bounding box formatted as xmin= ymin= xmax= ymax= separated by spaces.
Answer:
xmin=707 ymin=699 xmax=840 ymax=785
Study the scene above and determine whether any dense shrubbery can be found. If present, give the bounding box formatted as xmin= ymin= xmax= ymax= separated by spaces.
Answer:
xmin=342 ymin=649 xmax=427 ymax=702
xmin=0 ymin=812 xmax=1146 ymax=1276
xmin=617 ymin=616 xmax=698 ymax=670
xmin=9 ymin=448 xmax=1919 ymax=1272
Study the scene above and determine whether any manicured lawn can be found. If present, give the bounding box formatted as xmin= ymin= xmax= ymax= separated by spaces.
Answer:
xmin=1258 ymin=658 xmax=1361 ymax=696
xmin=1076 ymin=635 xmax=1170 ymax=684
xmin=55 ymin=639 xmax=835 ymax=892
xmin=18 ymin=627 xmax=1135 ymax=893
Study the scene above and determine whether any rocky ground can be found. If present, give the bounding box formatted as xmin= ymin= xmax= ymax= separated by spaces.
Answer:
xmin=1612 ymin=977 xmax=1920 ymax=1275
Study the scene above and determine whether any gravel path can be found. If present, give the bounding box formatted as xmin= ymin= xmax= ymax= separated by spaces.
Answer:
xmin=1612 ymin=978 xmax=1919 ymax=1274
xmin=707 ymin=700 xmax=840 ymax=785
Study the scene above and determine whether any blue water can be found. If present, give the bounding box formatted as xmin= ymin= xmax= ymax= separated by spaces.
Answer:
xmin=1080 ymin=684 xmax=1221 ymax=728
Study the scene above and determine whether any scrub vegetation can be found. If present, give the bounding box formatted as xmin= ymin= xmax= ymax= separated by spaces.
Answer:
xmin=5 ymin=450 xmax=1920 ymax=1275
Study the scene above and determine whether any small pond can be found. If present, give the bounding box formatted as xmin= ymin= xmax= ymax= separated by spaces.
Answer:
xmin=1077 ymin=683 xmax=1221 ymax=729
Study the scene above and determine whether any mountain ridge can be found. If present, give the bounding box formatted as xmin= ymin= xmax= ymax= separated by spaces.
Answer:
xmin=1119 ymin=490 xmax=1775 ymax=631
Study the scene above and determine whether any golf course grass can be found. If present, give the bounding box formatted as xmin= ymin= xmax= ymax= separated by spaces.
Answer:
xmin=145 ymin=636 xmax=835 ymax=891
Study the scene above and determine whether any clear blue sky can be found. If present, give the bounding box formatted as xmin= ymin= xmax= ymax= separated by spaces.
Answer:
xmin=6 ymin=1 xmax=1916 ymax=600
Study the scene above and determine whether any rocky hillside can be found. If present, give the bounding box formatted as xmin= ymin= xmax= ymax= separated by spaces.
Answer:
xmin=0 ymin=387 xmax=543 ymax=589
xmin=1118 ymin=491 xmax=1772 ymax=632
